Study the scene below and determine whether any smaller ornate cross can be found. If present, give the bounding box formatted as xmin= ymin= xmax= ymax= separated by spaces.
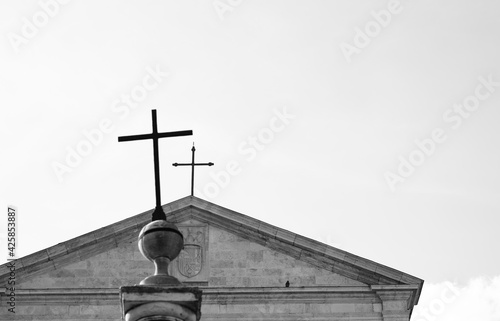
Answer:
xmin=173 ymin=144 xmax=214 ymax=196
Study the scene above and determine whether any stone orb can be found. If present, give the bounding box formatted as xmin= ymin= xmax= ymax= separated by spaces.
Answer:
xmin=138 ymin=220 xmax=184 ymax=262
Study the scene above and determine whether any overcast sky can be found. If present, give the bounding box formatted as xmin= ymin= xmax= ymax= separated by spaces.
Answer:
xmin=1 ymin=1 xmax=499 ymax=320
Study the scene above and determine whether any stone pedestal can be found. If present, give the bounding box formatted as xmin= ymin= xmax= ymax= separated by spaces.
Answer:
xmin=120 ymin=286 xmax=202 ymax=321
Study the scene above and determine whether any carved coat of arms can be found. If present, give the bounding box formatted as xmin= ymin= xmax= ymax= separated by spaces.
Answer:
xmin=178 ymin=228 xmax=204 ymax=278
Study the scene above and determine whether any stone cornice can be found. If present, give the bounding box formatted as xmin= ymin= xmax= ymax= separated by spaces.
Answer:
xmin=371 ymin=284 xmax=421 ymax=307
xmin=1 ymin=286 xmax=384 ymax=306
xmin=372 ymin=284 xmax=420 ymax=320
xmin=0 ymin=288 xmax=119 ymax=305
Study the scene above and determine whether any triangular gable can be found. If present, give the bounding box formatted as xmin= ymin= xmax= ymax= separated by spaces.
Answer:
xmin=0 ymin=196 xmax=423 ymax=303
xmin=14 ymin=221 xmax=366 ymax=290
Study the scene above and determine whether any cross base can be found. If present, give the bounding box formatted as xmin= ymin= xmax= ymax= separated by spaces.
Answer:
xmin=152 ymin=206 xmax=167 ymax=221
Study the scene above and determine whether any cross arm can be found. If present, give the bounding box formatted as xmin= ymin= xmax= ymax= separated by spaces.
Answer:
xmin=118 ymin=133 xmax=154 ymax=142
xmin=118 ymin=130 xmax=193 ymax=142
xmin=157 ymin=130 xmax=193 ymax=138
xmin=172 ymin=162 xmax=214 ymax=167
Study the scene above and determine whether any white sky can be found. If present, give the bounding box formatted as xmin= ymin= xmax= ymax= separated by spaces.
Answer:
xmin=1 ymin=0 xmax=500 ymax=319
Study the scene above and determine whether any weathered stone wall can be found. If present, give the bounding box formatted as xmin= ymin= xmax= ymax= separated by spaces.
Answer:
xmin=17 ymin=240 xmax=148 ymax=289
xmin=201 ymin=226 xmax=364 ymax=287
xmin=17 ymin=224 xmax=363 ymax=290
xmin=0 ymin=197 xmax=420 ymax=321
xmin=4 ymin=223 xmax=382 ymax=321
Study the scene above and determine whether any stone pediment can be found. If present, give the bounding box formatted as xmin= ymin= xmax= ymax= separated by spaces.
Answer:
xmin=0 ymin=196 xmax=423 ymax=318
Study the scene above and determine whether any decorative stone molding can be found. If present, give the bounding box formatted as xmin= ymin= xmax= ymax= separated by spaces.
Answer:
xmin=2 ymin=286 xmax=385 ymax=305
xmin=372 ymin=285 xmax=420 ymax=321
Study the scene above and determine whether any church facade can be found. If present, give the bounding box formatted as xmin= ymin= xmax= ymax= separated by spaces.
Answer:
xmin=0 ymin=196 xmax=423 ymax=320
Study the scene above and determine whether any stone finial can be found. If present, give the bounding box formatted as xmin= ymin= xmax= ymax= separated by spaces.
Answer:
xmin=138 ymin=220 xmax=184 ymax=286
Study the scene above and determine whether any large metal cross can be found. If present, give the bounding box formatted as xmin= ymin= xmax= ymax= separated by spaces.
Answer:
xmin=118 ymin=109 xmax=193 ymax=221
xmin=173 ymin=144 xmax=214 ymax=196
